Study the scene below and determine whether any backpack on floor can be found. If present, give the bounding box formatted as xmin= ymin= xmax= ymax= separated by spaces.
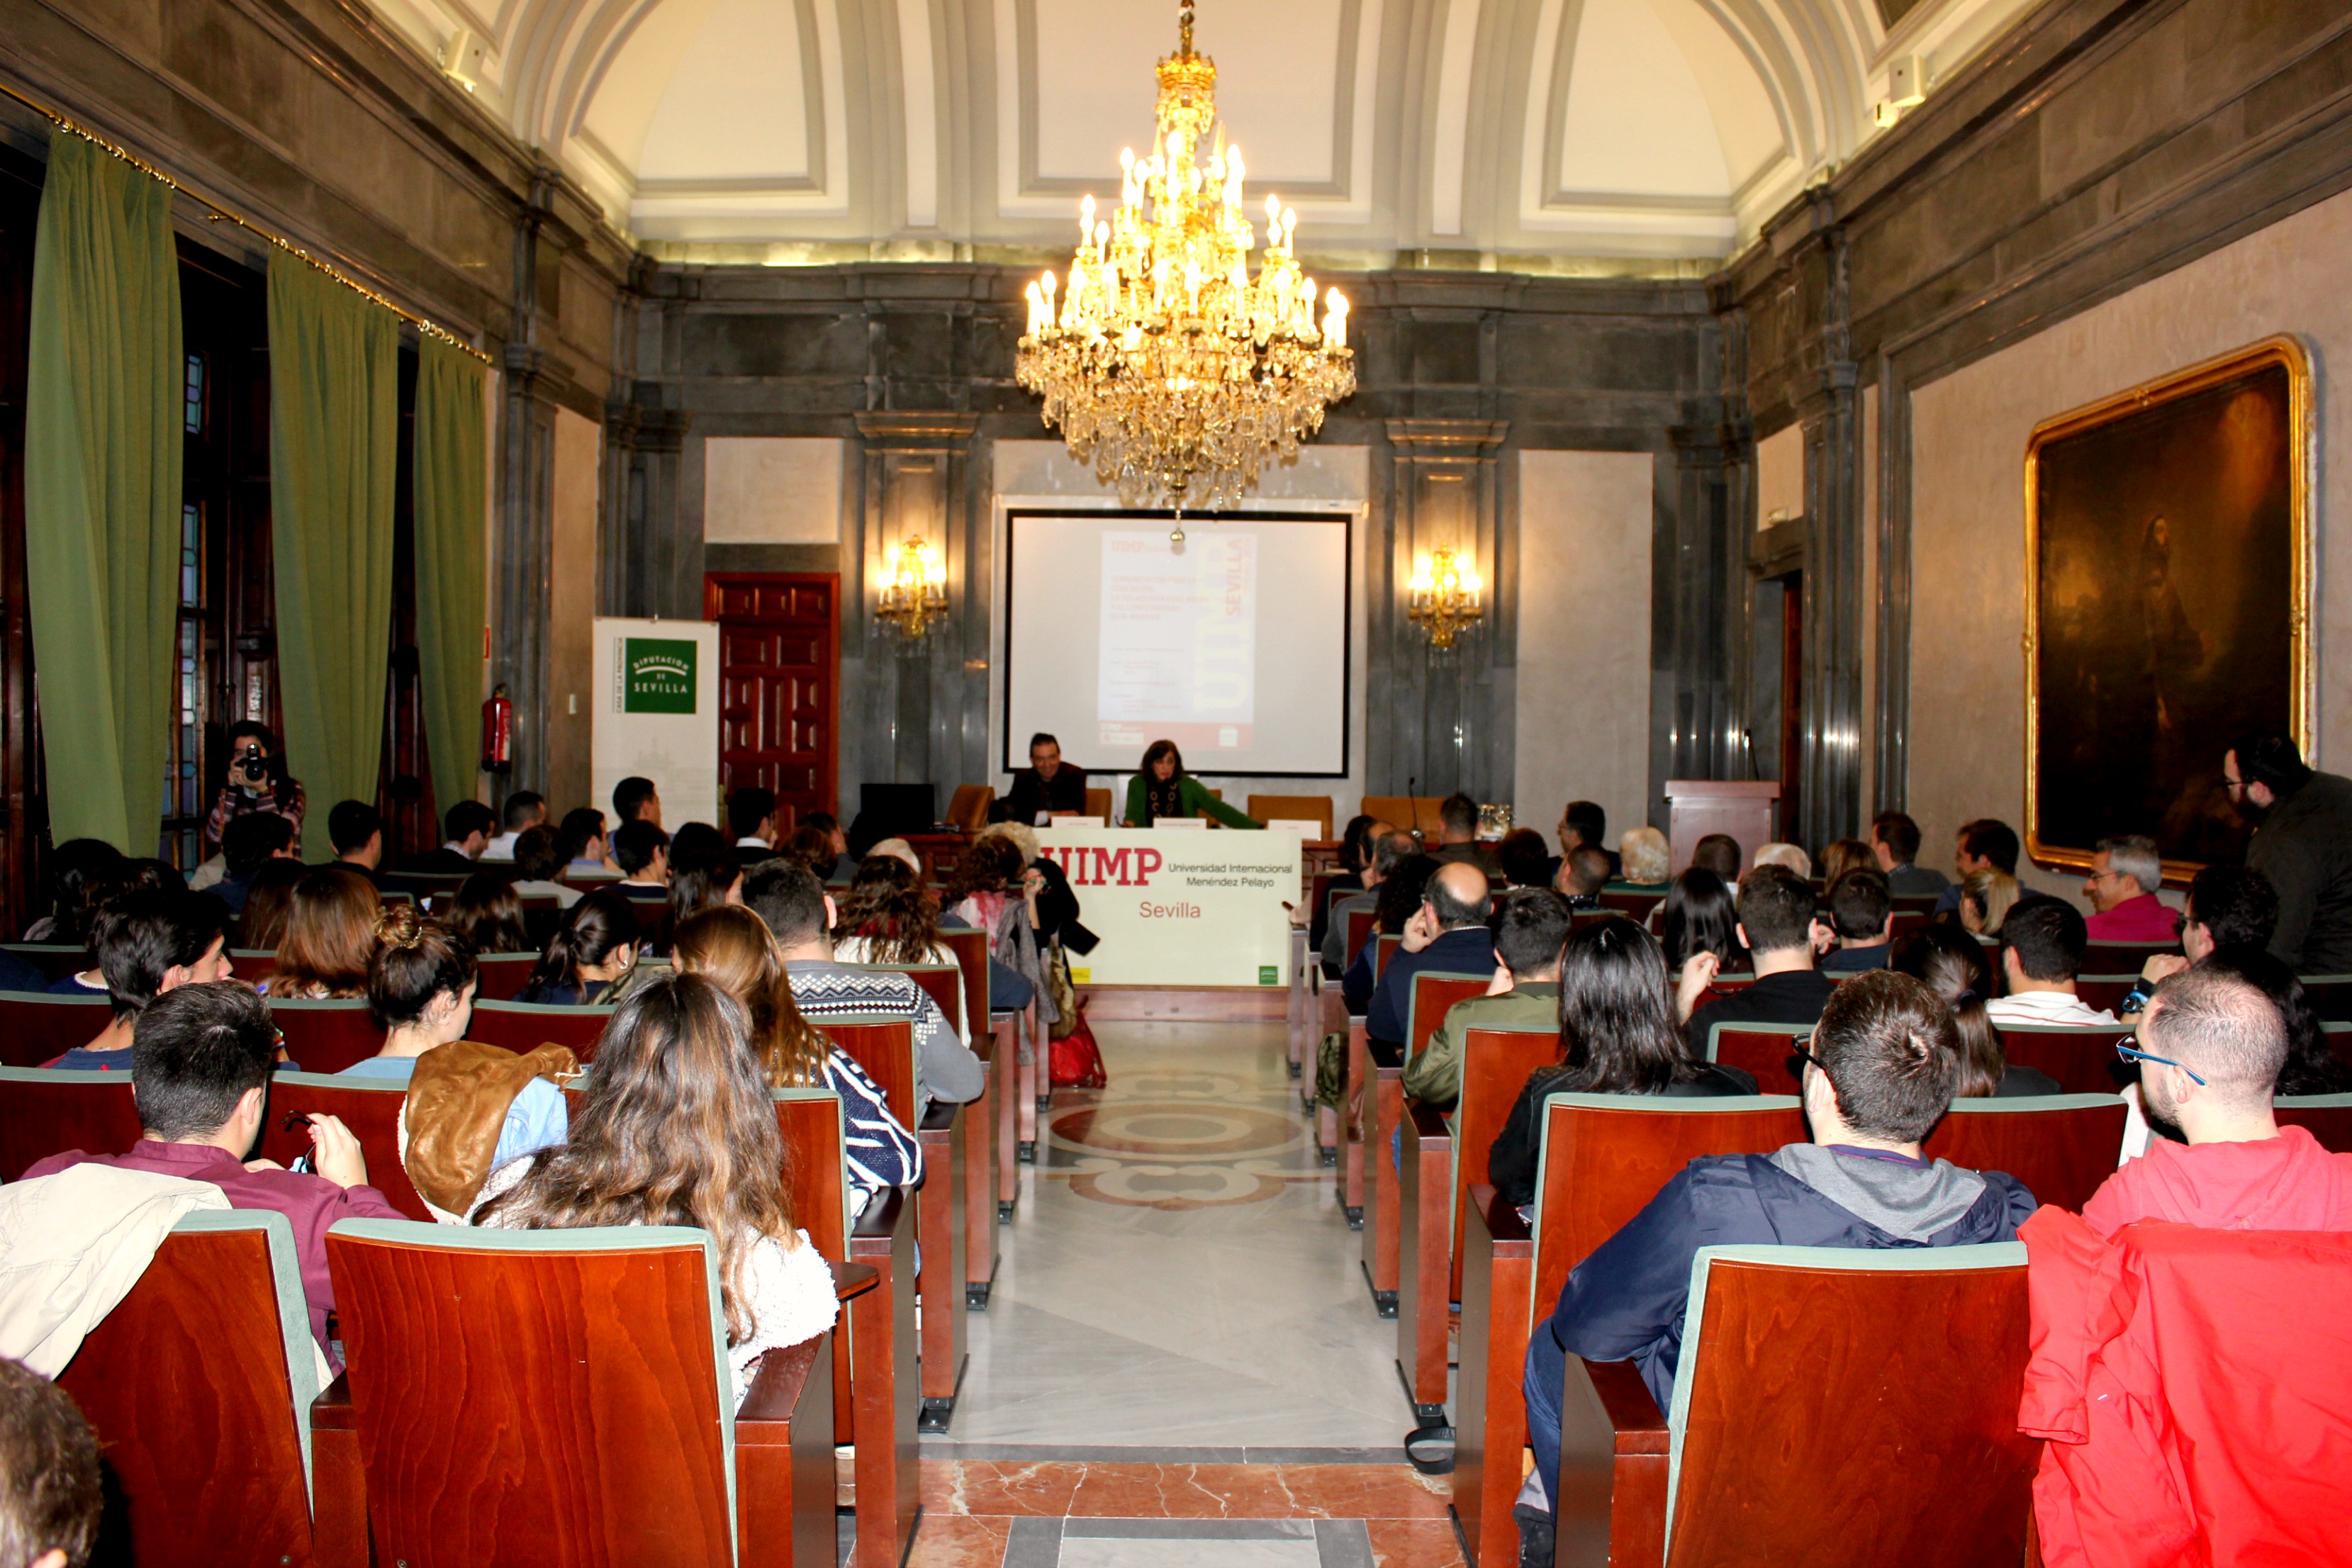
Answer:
xmin=1048 ymin=1006 xmax=1107 ymax=1089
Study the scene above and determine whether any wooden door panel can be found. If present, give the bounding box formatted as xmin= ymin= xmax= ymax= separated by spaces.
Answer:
xmin=705 ymin=572 xmax=839 ymax=831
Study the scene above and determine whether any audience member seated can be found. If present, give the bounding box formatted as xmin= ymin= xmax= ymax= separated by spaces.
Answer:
xmin=1495 ymin=828 xmax=1551 ymax=890
xmin=866 ymin=837 xmax=923 ymax=875
xmin=47 ymin=890 xmax=235 ymax=1069
xmin=27 ymin=982 xmax=403 ymax=1368
xmin=1555 ymin=846 xmax=1611 ymax=911
xmin=1662 ymin=868 xmax=1744 ymax=1023
xmin=509 ymin=824 xmax=581 ymax=909
xmin=471 ymin=973 xmax=838 ymax=1407
xmin=479 ymin=790 xmax=545 ymax=861
xmin=1555 ymin=800 xmax=1619 ymax=885
xmin=1487 ymin=917 xmax=1757 ymax=1209
xmin=2229 ymin=728 xmax=2352 ymax=974
xmin=669 ymin=844 xmax=744 ymax=932
xmin=2197 ymin=946 xmax=2352 ymax=1098
xmin=2022 ymin=963 xmax=2352 ymax=1567
xmin=1404 ymin=887 xmax=1573 ymax=1113
xmin=1517 ymin=969 xmax=2035 ymax=1555
xmin=230 ymin=857 xmax=306 ymax=952
xmin=1311 ymin=814 xmax=1381 ymax=953
xmin=260 ymin=866 xmax=381 ymax=997
xmin=1960 ymin=868 xmax=2022 ymax=936
xmin=746 ymin=861 xmax=982 ymax=1111
xmin=673 ymin=906 xmax=918 ymax=1206
xmin=1819 ymin=836 xmax=1876 ymax=884
xmin=1871 ymin=809 xmax=1950 ymax=895
xmin=1893 ymin=926 xmax=2061 ymax=1097
xmin=2122 ymin=864 xmax=2277 ymax=1016
xmin=1690 ymin=833 xmax=1742 ymax=885
xmin=559 ymin=807 xmax=615 ymax=875
xmin=612 ymin=773 xmax=663 ymax=829
xmin=778 ymin=824 xmax=839 ymax=882
xmin=405 ymin=799 xmax=494 ymax=876
xmin=1985 ymin=900 xmax=2117 ymax=1029
xmin=612 ymin=819 xmax=671 ymax=895
xmin=1752 ymin=840 xmax=1812 ymax=879
xmin=1613 ymin=827 xmax=1671 ymax=891
xmin=1428 ymin=793 xmax=1502 ymax=878
xmin=203 ymin=719 xmax=306 ymax=861
xmin=515 ymin=890 xmax=640 ymax=1005
xmin=1322 ymin=829 xmax=1410 ymax=977
xmin=2081 ymin=834 xmax=2173 ymax=941
xmin=444 ymin=871 xmax=534 ymax=956
xmin=19 ymin=837 xmax=122 ymax=943
xmin=1935 ymin=817 xmax=2020 ymax=917
xmin=801 ymin=812 xmax=858 ymax=881
xmin=216 ymin=810 xmax=296 ymax=915
xmin=1122 ymin=739 xmax=1261 ymax=829
xmin=1681 ymin=865 xmax=1837 ymax=1056
xmin=1362 ymin=862 xmax=1495 ymax=1053
xmin=834 ymin=856 xmax=955 ymax=968
xmin=43 ymin=861 xmax=175 ymax=995
xmin=727 ymin=785 xmax=780 ymax=854
xmin=328 ymin=798 xmax=388 ymax=888
xmin=345 ymin=906 xmax=568 ymax=1175
xmin=942 ymin=834 xmax=1053 ymax=1024
xmin=0 ymin=1353 xmax=102 ymax=1568
xmin=668 ymin=820 xmax=727 ymax=868
xmin=1340 ymin=852 xmax=1438 ymax=1014
xmin=999 ymin=731 xmax=1090 ymax=824
xmin=1817 ymin=867 xmax=1895 ymax=973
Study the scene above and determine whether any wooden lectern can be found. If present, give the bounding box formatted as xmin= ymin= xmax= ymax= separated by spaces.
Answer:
xmin=1664 ymin=780 xmax=1781 ymax=874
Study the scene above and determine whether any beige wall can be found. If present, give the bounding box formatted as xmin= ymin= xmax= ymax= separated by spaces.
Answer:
xmin=1907 ymin=184 xmax=2352 ymax=902
xmin=547 ymin=408 xmax=603 ymax=814
xmin=1516 ymin=449 xmax=1655 ymax=847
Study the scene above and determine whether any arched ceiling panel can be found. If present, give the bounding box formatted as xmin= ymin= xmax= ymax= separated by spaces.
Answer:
xmin=1555 ymin=0 xmax=1734 ymax=200
xmin=636 ymin=0 xmax=814 ymax=182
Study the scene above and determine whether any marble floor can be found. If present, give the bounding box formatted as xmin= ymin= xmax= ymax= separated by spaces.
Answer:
xmin=901 ymin=1018 xmax=1466 ymax=1568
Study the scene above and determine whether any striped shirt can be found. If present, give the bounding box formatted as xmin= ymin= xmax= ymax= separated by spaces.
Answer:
xmin=824 ymin=1049 xmax=921 ymax=1209
xmin=783 ymin=958 xmax=981 ymax=1108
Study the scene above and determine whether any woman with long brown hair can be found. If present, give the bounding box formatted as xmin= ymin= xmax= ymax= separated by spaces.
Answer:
xmin=471 ymin=972 xmax=839 ymax=1406
xmin=671 ymin=905 xmax=919 ymax=1206
xmin=1119 ymin=739 xmax=1261 ymax=828
xmin=444 ymin=871 xmax=534 ymax=955
xmin=263 ymin=866 xmax=381 ymax=997
xmin=832 ymin=855 xmax=953 ymax=967
xmin=517 ymin=889 xmax=641 ymax=1005
xmin=1893 ymin=926 xmax=2061 ymax=1098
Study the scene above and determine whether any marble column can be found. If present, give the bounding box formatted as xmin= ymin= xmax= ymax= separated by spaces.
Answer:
xmin=855 ymin=413 xmax=984 ymax=797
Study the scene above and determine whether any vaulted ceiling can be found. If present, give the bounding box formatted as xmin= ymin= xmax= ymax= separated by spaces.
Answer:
xmin=360 ymin=0 xmax=2042 ymax=266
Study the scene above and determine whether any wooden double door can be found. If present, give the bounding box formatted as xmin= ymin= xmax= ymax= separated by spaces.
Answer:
xmin=705 ymin=573 xmax=839 ymax=832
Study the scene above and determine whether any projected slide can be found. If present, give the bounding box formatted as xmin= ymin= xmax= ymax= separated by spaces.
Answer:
xmin=1004 ymin=511 xmax=1350 ymax=778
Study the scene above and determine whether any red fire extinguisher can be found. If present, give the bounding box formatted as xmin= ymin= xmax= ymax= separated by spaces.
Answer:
xmin=481 ymin=683 xmax=513 ymax=774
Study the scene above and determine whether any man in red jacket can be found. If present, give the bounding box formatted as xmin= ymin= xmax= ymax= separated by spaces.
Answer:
xmin=2021 ymin=966 xmax=2352 ymax=1567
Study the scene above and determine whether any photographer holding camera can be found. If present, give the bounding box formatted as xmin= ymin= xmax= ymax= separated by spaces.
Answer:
xmin=203 ymin=720 xmax=306 ymax=858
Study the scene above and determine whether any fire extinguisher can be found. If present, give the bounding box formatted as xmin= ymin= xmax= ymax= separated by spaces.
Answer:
xmin=481 ymin=683 xmax=513 ymax=774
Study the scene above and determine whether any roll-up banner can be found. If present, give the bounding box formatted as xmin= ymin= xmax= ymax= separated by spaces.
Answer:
xmin=1034 ymin=824 xmax=1302 ymax=987
xmin=592 ymin=617 xmax=720 ymax=833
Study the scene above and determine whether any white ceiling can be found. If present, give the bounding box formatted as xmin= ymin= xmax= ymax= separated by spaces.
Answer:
xmin=359 ymin=0 xmax=2046 ymax=265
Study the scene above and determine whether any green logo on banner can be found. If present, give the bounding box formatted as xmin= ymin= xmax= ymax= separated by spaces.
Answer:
xmin=623 ymin=638 xmax=697 ymax=714
xmin=1259 ymin=965 xmax=1279 ymax=985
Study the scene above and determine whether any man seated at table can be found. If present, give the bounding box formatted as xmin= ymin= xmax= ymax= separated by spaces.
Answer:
xmin=1517 ymin=970 xmax=2035 ymax=1561
xmin=997 ymin=732 xmax=1090 ymax=824
xmin=1364 ymin=861 xmax=1496 ymax=1055
xmin=1402 ymin=888 xmax=1569 ymax=1113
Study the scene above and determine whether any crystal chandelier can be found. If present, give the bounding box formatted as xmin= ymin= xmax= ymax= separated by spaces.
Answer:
xmin=1016 ymin=0 xmax=1355 ymax=525
xmin=875 ymin=536 xmax=948 ymax=637
xmin=1407 ymin=548 xmax=1484 ymax=651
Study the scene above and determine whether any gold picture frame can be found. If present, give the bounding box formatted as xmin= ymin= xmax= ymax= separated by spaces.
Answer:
xmin=2023 ymin=335 xmax=2313 ymax=883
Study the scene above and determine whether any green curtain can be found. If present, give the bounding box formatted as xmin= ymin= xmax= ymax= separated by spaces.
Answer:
xmin=22 ymin=133 xmax=184 ymax=853
xmin=267 ymin=251 xmax=398 ymax=834
xmin=413 ymin=337 xmax=488 ymax=825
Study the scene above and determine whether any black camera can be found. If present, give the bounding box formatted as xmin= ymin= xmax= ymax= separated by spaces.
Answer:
xmin=231 ymin=747 xmax=271 ymax=790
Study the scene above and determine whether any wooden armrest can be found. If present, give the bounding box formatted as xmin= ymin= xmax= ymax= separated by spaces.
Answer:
xmin=310 ymin=1371 xmax=357 ymax=1430
xmin=1581 ymin=1358 xmax=1668 ymax=1455
xmin=737 ymin=1333 xmax=826 ymax=1427
xmin=828 ymin=1260 xmax=880 ymax=1301
xmin=919 ymin=1102 xmax=958 ymax=1133
xmin=850 ymin=1186 xmax=907 ymax=1245
xmin=1406 ymin=1099 xmax=1451 ymax=1143
xmin=1473 ymin=1182 xmax=1530 ymax=1243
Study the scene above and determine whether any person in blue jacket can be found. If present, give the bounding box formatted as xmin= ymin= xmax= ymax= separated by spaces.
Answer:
xmin=1516 ymin=968 xmax=2037 ymax=1562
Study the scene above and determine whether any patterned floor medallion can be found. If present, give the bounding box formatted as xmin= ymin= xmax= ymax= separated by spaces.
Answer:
xmin=1045 ymin=1070 xmax=1322 ymax=1211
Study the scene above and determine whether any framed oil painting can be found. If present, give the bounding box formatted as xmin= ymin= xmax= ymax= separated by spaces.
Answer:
xmin=2025 ymin=337 xmax=2313 ymax=880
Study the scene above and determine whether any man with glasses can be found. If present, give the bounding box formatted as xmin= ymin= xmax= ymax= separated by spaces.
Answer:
xmin=1515 ymin=970 xmax=2034 ymax=1562
xmin=2118 ymin=866 xmax=2278 ymax=1018
xmin=2225 ymin=730 xmax=2352 ymax=975
xmin=2081 ymin=834 xmax=2175 ymax=941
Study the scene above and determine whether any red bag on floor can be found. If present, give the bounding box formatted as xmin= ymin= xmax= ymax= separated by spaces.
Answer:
xmin=1048 ymin=1009 xmax=1108 ymax=1089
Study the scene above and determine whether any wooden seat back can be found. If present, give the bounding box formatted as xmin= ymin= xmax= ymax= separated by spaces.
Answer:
xmin=468 ymin=999 xmax=616 ymax=1058
xmin=771 ymin=1088 xmax=854 ymax=1250
xmin=260 ymin=1073 xmax=429 ymax=1220
xmin=2299 ymin=974 xmax=2352 ymax=1023
xmin=1992 ymin=1024 xmax=2123 ymax=1094
xmin=1597 ymin=890 xmax=1665 ymax=920
xmin=1361 ymin=795 xmax=1445 ymax=839
xmin=2083 ymin=939 xmax=2178 ymax=973
xmin=327 ymin=1218 xmax=804 ymax=1568
xmin=56 ymin=1211 xmax=319 ymax=1568
xmin=1374 ymin=933 xmax=1402 ymax=982
xmin=1706 ymin=1022 xmax=1812 ymax=1092
xmin=1924 ymin=1095 xmax=2128 ymax=1211
xmin=1406 ymin=972 xmax=1498 ymax=1063
xmin=937 ymin=927 xmax=992 ymax=1029
xmin=946 ymin=785 xmax=994 ymax=834
xmin=1659 ymin=1243 xmax=2037 ymax=1566
xmin=2071 ymin=974 xmax=2140 ymax=1017
xmin=0 ymin=992 xmax=111 ymax=1068
xmin=814 ymin=1017 xmax=919 ymax=1128
xmin=1452 ymin=1026 xmax=1563 ymax=1296
xmin=1343 ymin=907 xmax=1377 ymax=974
xmin=851 ymin=963 xmax=963 ymax=1041
xmin=1246 ymin=795 xmax=1333 ymax=837
xmin=379 ymin=872 xmax=465 ymax=904
xmin=474 ymin=951 xmax=539 ymax=1001
xmin=619 ymin=894 xmax=671 ymax=953
xmin=1 ymin=942 xmax=86 ymax=982
xmin=1888 ymin=909 xmax=1931 ymax=945
xmin=1887 ymin=893 xmax=1943 ymax=917
xmin=266 ymin=999 xmax=384 ymax=1075
xmin=0 ymin=1068 xmax=141 ymax=1180
xmin=1082 ymin=786 xmax=1113 ymax=824
xmin=1531 ymin=1094 xmax=1806 ymax=1309
xmin=2277 ymin=1092 xmax=2352 ymax=1153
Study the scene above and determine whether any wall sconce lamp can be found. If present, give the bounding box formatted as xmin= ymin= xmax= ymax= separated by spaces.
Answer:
xmin=1407 ymin=547 xmax=1484 ymax=650
xmin=876 ymin=535 xmax=948 ymax=637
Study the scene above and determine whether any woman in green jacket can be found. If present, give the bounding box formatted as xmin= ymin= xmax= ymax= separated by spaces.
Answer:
xmin=1122 ymin=739 xmax=1262 ymax=829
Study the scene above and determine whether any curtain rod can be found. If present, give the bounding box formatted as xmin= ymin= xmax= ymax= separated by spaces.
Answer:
xmin=0 ymin=79 xmax=495 ymax=366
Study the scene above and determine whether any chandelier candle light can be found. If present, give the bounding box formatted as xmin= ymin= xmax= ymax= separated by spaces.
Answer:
xmin=1016 ymin=0 xmax=1355 ymax=539
xmin=1408 ymin=548 xmax=1484 ymax=651
xmin=875 ymin=536 xmax=948 ymax=637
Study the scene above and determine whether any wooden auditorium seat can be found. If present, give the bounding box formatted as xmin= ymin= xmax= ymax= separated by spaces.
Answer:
xmin=1361 ymin=796 xmax=1446 ymax=839
xmin=323 ymin=1218 xmax=836 ymax=1568
xmin=466 ymin=998 xmax=615 ymax=1057
xmin=1924 ymin=1094 xmax=2128 ymax=1211
xmin=1553 ymin=1243 xmax=2037 ymax=1567
xmin=1399 ymin=1023 xmax=1560 ymax=1426
xmin=1455 ymin=1093 xmax=1805 ymax=1567
xmin=259 ymin=1073 xmax=430 ymax=1220
xmin=0 ymin=1067 xmax=141 ymax=1180
xmin=1596 ymin=890 xmax=1665 ymax=921
xmin=0 ymin=992 xmax=112 ymax=1067
xmin=1991 ymin=1024 xmax=2124 ymax=1094
xmin=1365 ymin=971 xmax=1491 ymax=1321
xmin=55 ymin=1211 xmax=334 ymax=1568
xmin=2276 ymin=1092 xmax=2352 ymax=1152
xmin=378 ymin=870 xmax=466 ymax=906
xmin=267 ymin=999 xmax=384 ymax=1075
xmin=938 ymin=926 xmax=1020 ymax=1233
xmin=1246 ymin=794 xmax=1334 ymax=837
xmin=2072 ymin=973 xmax=2141 ymax=1017
xmin=2083 ymin=939 xmax=2178 ymax=974
xmin=2298 ymin=974 xmax=2352 ymax=1023
xmin=0 ymin=941 xmax=86 ymax=982
xmin=1887 ymin=893 xmax=1943 ymax=917
xmin=1703 ymin=1022 xmax=1810 ymax=1092
xmin=473 ymin=951 xmax=539 ymax=1001
xmin=946 ymin=784 xmax=995 ymax=833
